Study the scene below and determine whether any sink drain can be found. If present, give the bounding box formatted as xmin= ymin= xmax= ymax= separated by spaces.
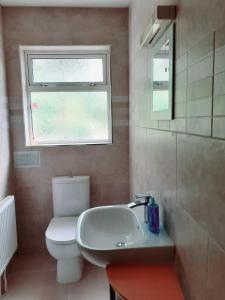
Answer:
xmin=116 ymin=242 xmax=128 ymax=247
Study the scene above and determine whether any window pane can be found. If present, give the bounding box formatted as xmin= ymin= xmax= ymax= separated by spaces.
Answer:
xmin=153 ymin=58 xmax=169 ymax=82
xmin=153 ymin=90 xmax=169 ymax=112
xmin=30 ymin=91 xmax=109 ymax=144
xmin=32 ymin=58 xmax=104 ymax=83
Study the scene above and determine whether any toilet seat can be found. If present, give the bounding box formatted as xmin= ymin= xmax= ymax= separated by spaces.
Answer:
xmin=46 ymin=217 xmax=78 ymax=245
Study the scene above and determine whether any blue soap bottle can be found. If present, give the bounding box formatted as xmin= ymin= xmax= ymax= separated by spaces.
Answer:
xmin=147 ymin=197 xmax=160 ymax=234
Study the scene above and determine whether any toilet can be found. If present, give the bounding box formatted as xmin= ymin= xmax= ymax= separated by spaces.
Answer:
xmin=45 ymin=176 xmax=90 ymax=284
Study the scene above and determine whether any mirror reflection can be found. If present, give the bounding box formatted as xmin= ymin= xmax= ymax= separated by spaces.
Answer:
xmin=152 ymin=39 xmax=169 ymax=112
xmin=150 ymin=23 xmax=174 ymax=121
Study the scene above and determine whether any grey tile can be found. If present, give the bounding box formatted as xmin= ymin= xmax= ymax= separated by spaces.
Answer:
xmin=214 ymin=72 xmax=225 ymax=97
xmin=187 ymin=117 xmax=211 ymax=136
xmin=215 ymin=22 xmax=225 ymax=49
xmin=145 ymin=129 xmax=176 ymax=209
xmin=213 ymin=116 xmax=225 ymax=138
xmin=174 ymin=255 xmax=194 ymax=300
xmin=188 ymin=33 xmax=214 ymax=66
xmin=177 ymin=134 xmax=225 ymax=249
xmin=158 ymin=120 xmax=170 ymax=131
xmin=175 ymin=102 xmax=187 ymax=118
xmin=149 ymin=120 xmax=158 ymax=129
xmin=170 ymin=118 xmax=186 ymax=133
xmin=177 ymin=134 xmax=207 ymax=227
xmin=188 ymin=77 xmax=212 ymax=101
xmin=175 ymin=70 xmax=187 ymax=103
xmin=176 ymin=53 xmax=188 ymax=74
xmin=215 ymin=45 xmax=225 ymax=74
xmin=213 ymin=95 xmax=225 ymax=116
xmin=207 ymin=239 xmax=225 ymax=300
xmin=187 ymin=97 xmax=212 ymax=117
xmin=207 ymin=188 xmax=225 ymax=250
xmin=172 ymin=204 xmax=208 ymax=300
xmin=188 ymin=54 xmax=213 ymax=84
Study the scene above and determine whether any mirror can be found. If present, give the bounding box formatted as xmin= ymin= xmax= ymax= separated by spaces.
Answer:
xmin=150 ymin=24 xmax=174 ymax=120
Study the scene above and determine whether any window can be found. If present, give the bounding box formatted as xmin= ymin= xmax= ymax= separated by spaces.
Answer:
xmin=19 ymin=45 xmax=112 ymax=146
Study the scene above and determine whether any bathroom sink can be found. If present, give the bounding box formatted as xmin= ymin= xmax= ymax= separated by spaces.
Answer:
xmin=77 ymin=205 xmax=175 ymax=267
xmin=77 ymin=206 xmax=145 ymax=250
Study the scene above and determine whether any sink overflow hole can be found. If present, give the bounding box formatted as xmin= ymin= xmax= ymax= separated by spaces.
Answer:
xmin=116 ymin=242 xmax=128 ymax=248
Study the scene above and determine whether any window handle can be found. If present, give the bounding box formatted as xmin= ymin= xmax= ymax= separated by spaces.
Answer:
xmin=40 ymin=83 xmax=49 ymax=87
xmin=89 ymin=83 xmax=96 ymax=87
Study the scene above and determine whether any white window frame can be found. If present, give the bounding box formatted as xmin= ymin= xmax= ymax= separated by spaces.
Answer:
xmin=19 ymin=45 xmax=112 ymax=146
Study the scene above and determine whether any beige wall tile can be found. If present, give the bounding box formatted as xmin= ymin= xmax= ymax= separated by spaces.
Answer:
xmin=207 ymin=239 xmax=225 ymax=299
xmin=215 ymin=45 xmax=225 ymax=74
xmin=175 ymin=102 xmax=186 ymax=118
xmin=3 ymin=7 xmax=129 ymax=253
xmin=129 ymin=2 xmax=225 ymax=299
xmin=158 ymin=120 xmax=170 ymax=131
xmin=188 ymin=54 xmax=214 ymax=84
xmin=213 ymin=116 xmax=225 ymax=138
xmin=170 ymin=118 xmax=186 ymax=133
xmin=213 ymin=95 xmax=225 ymax=116
xmin=215 ymin=23 xmax=225 ymax=49
xmin=176 ymin=53 xmax=188 ymax=74
xmin=0 ymin=7 xmax=11 ymax=201
xmin=188 ymin=76 xmax=213 ymax=101
xmin=175 ymin=70 xmax=187 ymax=104
xmin=188 ymin=33 xmax=214 ymax=66
xmin=187 ymin=117 xmax=211 ymax=136
xmin=214 ymin=72 xmax=225 ymax=97
xmin=173 ymin=206 xmax=208 ymax=300
xmin=187 ymin=97 xmax=212 ymax=117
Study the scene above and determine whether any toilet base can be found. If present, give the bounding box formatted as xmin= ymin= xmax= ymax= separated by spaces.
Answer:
xmin=57 ymin=256 xmax=83 ymax=284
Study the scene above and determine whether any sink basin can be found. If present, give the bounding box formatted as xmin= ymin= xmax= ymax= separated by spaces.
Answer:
xmin=77 ymin=205 xmax=174 ymax=267
xmin=77 ymin=206 xmax=145 ymax=250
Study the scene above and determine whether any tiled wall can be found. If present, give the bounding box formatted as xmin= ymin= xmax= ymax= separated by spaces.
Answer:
xmin=129 ymin=0 xmax=225 ymax=299
xmin=0 ymin=7 xmax=11 ymax=201
xmin=2 ymin=7 xmax=129 ymax=253
xmin=213 ymin=25 xmax=225 ymax=138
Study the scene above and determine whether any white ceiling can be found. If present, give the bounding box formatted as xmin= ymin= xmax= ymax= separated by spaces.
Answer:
xmin=0 ymin=0 xmax=130 ymax=7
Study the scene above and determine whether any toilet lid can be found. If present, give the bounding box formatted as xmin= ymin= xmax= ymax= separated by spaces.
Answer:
xmin=46 ymin=217 xmax=78 ymax=245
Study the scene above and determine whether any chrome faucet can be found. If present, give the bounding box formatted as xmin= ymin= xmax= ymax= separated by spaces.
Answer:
xmin=128 ymin=193 xmax=152 ymax=223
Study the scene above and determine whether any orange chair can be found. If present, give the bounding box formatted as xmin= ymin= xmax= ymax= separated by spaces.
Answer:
xmin=106 ymin=264 xmax=184 ymax=300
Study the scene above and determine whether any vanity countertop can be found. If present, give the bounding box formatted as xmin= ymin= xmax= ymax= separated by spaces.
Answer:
xmin=106 ymin=264 xmax=184 ymax=300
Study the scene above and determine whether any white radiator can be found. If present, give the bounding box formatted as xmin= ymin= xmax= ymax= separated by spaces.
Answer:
xmin=0 ymin=196 xmax=17 ymax=276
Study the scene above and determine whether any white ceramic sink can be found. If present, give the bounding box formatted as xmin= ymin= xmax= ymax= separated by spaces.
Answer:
xmin=77 ymin=205 xmax=174 ymax=267
xmin=77 ymin=206 xmax=145 ymax=250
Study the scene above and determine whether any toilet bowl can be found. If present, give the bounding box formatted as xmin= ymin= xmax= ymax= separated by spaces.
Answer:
xmin=46 ymin=217 xmax=82 ymax=283
xmin=45 ymin=176 xmax=90 ymax=284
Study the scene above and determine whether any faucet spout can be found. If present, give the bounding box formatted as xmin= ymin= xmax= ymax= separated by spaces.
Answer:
xmin=128 ymin=193 xmax=152 ymax=223
xmin=127 ymin=200 xmax=146 ymax=209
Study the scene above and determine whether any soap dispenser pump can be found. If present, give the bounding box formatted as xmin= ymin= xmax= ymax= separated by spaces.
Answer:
xmin=147 ymin=197 xmax=160 ymax=234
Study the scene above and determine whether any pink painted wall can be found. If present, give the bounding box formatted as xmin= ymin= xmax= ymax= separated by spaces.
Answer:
xmin=3 ymin=7 xmax=129 ymax=253
xmin=0 ymin=7 xmax=11 ymax=201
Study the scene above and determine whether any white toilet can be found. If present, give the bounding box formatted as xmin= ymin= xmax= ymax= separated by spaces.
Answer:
xmin=45 ymin=176 xmax=90 ymax=284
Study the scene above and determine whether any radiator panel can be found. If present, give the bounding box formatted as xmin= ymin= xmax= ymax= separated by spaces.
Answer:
xmin=0 ymin=196 xmax=17 ymax=275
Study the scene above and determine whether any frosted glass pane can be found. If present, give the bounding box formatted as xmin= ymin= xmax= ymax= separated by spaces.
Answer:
xmin=153 ymin=90 xmax=169 ymax=112
xmin=30 ymin=91 xmax=109 ymax=143
xmin=32 ymin=58 xmax=104 ymax=83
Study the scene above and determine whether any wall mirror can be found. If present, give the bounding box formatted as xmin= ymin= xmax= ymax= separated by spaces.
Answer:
xmin=150 ymin=23 xmax=175 ymax=120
